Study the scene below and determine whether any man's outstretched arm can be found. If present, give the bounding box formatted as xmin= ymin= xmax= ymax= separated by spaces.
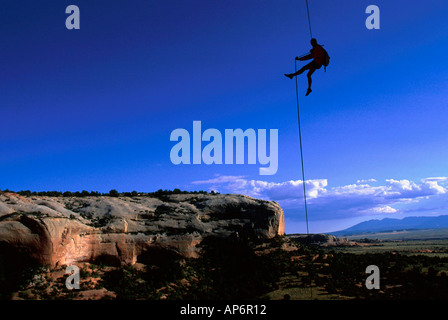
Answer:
xmin=296 ymin=53 xmax=312 ymax=61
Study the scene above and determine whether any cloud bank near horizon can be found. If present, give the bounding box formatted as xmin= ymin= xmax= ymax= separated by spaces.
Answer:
xmin=192 ymin=175 xmax=448 ymax=221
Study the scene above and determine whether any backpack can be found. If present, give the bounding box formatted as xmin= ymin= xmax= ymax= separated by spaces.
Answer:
xmin=322 ymin=48 xmax=330 ymax=72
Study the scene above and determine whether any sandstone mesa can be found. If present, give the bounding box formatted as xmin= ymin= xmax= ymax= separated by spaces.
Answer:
xmin=0 ymin=192 xmax=285 ymax=267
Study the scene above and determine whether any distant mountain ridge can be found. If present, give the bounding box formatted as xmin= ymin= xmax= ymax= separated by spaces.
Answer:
xmin=331 ymin=215 xmax=448 ymax=236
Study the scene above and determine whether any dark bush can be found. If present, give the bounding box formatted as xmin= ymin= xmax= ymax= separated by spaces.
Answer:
xmin=108 ymin=189 xmax=119 ymax=197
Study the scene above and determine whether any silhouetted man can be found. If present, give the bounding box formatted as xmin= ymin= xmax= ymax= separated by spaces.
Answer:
xmin=285 ymin=38 xmax=327 ymax=96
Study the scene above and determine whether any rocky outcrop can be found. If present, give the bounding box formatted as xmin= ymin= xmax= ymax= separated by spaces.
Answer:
xmin=0 ymin=192 xmax=284 ymax=267
xmin=287 ymin=233 xmax=357 ymax=247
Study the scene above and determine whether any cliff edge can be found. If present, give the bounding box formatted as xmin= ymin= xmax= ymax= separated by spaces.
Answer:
xmin=0 ymin=192 xmax=284 ymax=267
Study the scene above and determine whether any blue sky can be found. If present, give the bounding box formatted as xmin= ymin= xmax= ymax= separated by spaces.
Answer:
xmin=1 ymin=1 xmax=448 ymax=233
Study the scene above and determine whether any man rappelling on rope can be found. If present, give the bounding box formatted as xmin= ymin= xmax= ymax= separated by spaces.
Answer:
xmin=285 ymin=38 xmax=329 ymax=96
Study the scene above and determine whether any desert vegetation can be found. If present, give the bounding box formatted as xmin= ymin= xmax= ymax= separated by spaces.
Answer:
xmin=2 ymin=235 xmax=448 ymax=300
xmin=1 ymin=188 xmax=218 ymax=198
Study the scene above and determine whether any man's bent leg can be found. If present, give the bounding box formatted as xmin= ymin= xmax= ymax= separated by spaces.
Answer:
xmin=307 ymin=68 xmax=316 ymax=89
xmin=305 ymin=68 xmax=316 ymax=96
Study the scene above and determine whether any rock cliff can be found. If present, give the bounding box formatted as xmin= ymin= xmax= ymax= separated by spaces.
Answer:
xmin=0 ymin=192 xmax=284 ymax=267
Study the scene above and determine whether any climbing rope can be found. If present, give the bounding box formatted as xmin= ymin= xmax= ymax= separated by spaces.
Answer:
xmin=295 ymin=59 xmax=313 ymax=300
xmin=305 ymin=0 xmax=313 ymax=39
xmin=294 ymin=59 xmax=310 ymax=235
xmin=292 ymin=0 xmax=316 ymax=301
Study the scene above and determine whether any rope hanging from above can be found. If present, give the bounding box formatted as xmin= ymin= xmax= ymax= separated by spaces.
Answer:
xmin=305 ymin=0 xmax=313 ymax=39
xmin=294 ymin=59 xmax=310 ymax=235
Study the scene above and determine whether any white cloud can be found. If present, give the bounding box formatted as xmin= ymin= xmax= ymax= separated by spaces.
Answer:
xmin=360 ymin=205 xmax=398 ymax=215
xmin=356 ymin=179 xmax=377 ymax=184
xmin=423 ymin=177 xmax=448 ymax=182
xmin=384 ymin=178 xmax=447 ymax=199
xmin=192 ymin=175 xmax=448 ymax=220
xmin=192 ymin=175 xmax=246 ymax=185
xmin=193 ymin=176 xmax=327 ymax=200
xmin=421 ymin=178 xmax=447 ymax=194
